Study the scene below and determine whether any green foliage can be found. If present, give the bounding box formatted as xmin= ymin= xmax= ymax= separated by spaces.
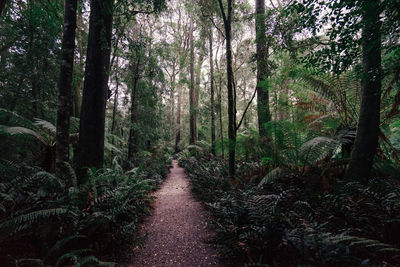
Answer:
xmin=0 ymin=150 xmax=171 ymax=266
xmin=180 ymin=152 xmax=400 ymax=266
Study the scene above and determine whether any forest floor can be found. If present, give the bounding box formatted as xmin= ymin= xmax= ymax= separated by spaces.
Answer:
xmin=125 ymin=160 xmax=220 ymax=267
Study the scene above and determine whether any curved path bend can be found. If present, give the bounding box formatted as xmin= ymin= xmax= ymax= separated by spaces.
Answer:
xmin=127 ymin=160 xmax=219 ymax=267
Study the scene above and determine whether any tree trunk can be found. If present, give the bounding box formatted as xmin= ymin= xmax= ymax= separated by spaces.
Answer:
xmin=111 ymin=57 xmax=119 ymax=138
xmin=210 ymin=29 xmax=216 ymax=155
xmin=56 ymin=0 xmax=78 ymax=166
xmin=218 ymin=74 xmax=224 ymax=158
xmin=75 ymin=0 xmax=114 ymax=182
xmin=128 ymin=58 xmax=141 ymax=162
xmin=195 ymin=52 xmax=204 ymax=142
xmin=345 ymin=0 xmax=382 ymax=182
xmin=218 ymin=0 xmax=235 ymax=177
xmin=74 ymin=4 xmax=84 ymax=118
xmin=189 ymin=16 xmax=196 ymax=145
xmin=170 ymin=63 xmax=177 ymax=141
xmin=0 ymin=0 xmax=6 ymax=15
xmin=255 ymin=0 xmax=270 ymax=137
xmin=175 ymin=81 xmax=182 ymax=153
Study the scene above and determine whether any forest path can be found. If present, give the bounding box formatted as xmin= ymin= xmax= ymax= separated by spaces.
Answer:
xmin=127 ymin=160 xmax=219 ymax=267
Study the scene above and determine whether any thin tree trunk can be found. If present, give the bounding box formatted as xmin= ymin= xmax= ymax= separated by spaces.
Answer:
xmin=28 ymin=0 xmax=38 ymax=119
xmin=74 ymin=3 xmax=84 ymax=117
xmin=189 ymin=15 xmax=196 ymax=145
xmin=128 ymin=58 xmax=141 ymax=162
xmin=218 ymin=0 xmax=235 ymax=177
xmin=255 ymin=0 xmax=270 ymax=137
xmin=75 ymin=0 xmax=114 ymax=182
xmin=195 ymin=52 xmax=204 ymax=142
xmin=56 ymin=0 xmax=78 ymax=166
xmin=111 ymin=57 xmax=119 ymax=137
xmin=345 ymin=0 xmax=382 ymax=182
xmin=175 ymin=82 xmax=182 ymax=153
xmin=170 ymin=63 xmax=177 ymax=141
xmin=210 ymin=29 xmax=216 ymax=155
xmin=218 ymin=74 xmax=224 ymax=158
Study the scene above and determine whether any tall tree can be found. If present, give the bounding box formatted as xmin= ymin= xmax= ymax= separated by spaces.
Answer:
xmin=128 ymin=50 xmax=142 ymax=162
xmin=55 ymin=0 xmax=78 ymax=166
xmin=217 ymin=0 xmax=236 ymax=177
xmin=210 ymin=28 xmax=216 ymax=155
xmin=73 ymin=3 xmax=85 ymax=118
xmin=255 ymin=0 xmax=270 ymax=137
xmin=189 ymin=14 xmax=197 ymax=145
xmin=345 ymin=0 xmax=382 ymax=182
xmin=75 ymin=0 xmax=114 ymax=181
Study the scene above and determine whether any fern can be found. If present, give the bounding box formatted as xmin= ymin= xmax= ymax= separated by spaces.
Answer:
xmin=55 ymin=249 xmax=93 ymax=267
xmin=15 ymin=258 xmax=44 ymax=267
xmin=33 ymin=118 xmax=56 ymax=133
xmin=258 ymin=167 xmax=283 ymax=188
xmin=300 ymin=136 xmax=340 ymax=165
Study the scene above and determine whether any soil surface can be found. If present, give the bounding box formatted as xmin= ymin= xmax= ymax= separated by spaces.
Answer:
xmin=126 ymin=160 xmax=219 ymax=267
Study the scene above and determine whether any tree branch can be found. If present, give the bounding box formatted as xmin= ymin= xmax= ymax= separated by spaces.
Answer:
xmin=236 ymin=87 xmax=257 ymax=131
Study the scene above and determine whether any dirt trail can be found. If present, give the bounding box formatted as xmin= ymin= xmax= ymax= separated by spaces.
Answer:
xmin=127 ymin=160 xmax=219 ymax=267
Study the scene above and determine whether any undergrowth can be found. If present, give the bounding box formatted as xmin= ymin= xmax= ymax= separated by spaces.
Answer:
xmin=0 ymin=151 xmax=171 ymax=266
xmin=179 ymin=149 xmax=400 ymax=266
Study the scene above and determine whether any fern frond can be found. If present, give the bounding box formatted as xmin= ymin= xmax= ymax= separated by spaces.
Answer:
xmin=55 ymin=249 xmax=92 ymax=267
xmin=33 ymin=119 xmax=56 ymax=133
xmin=300 ymin=137 xmax=340 ymax=165
xmin=15 ymin=258 xmax=44 ymax=267
xmin=258 ymin=167 xmax=283 ymax=188
xmin=1 ymin=208 xmax=71 ymax=229
xmin=45 ymin=235 xmax=86 ymax=260
xmin=0 ymin=126 xmax=47 ymax=145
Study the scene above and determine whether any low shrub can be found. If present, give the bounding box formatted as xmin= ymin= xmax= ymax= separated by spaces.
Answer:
xmin=179 ymin=150 xmax=400 ymax=266
xmin=0 ymin=152 xmax=171 ymax=266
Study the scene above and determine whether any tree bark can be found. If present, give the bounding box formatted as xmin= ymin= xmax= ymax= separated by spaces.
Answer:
xmin=75 ymin=0 xmax=114 ymax=181
xmin=56 ymin=0 xmax=78 ymax=166
xmin=0 ymin=0 xmax=6 ymax=15
xmin=111 ymin=56 xmax=119 ymax=138
xmin=255 ymin=0 xmax=270 ymax=137
xmin=170 ymin=62 xmax=177 ymax=141
xmin=175 ymin=81 xmax=182 ymax=153
xmin=74 ymin=4 xmax=84 ymax=118
xmin=189 ymin=15 xmax=196 ymax=145
xmin=218 ymin=0 xmax=236 ymax=177
xmin=218 ymin=71 xmax=225 ymax=158
xmin=128 ymin=58 xmax=141 ymax=162
xmin=195 ymin=51 xmax=204 ymax=142
xmin=210 ymin=29 xmax=216 ymax=155
xmin=345 ymin=0 xmax=382 ymax=182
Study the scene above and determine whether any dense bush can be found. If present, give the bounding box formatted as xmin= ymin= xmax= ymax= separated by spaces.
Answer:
xmin=179 ymin=150 xmax=400 ymax=266
xmin=0 ymin=152 xmax=170 ymax=266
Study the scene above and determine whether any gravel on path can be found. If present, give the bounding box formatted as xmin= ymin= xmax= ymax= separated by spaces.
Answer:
xmin=126 ymin=160 xmax=220 ymax=267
